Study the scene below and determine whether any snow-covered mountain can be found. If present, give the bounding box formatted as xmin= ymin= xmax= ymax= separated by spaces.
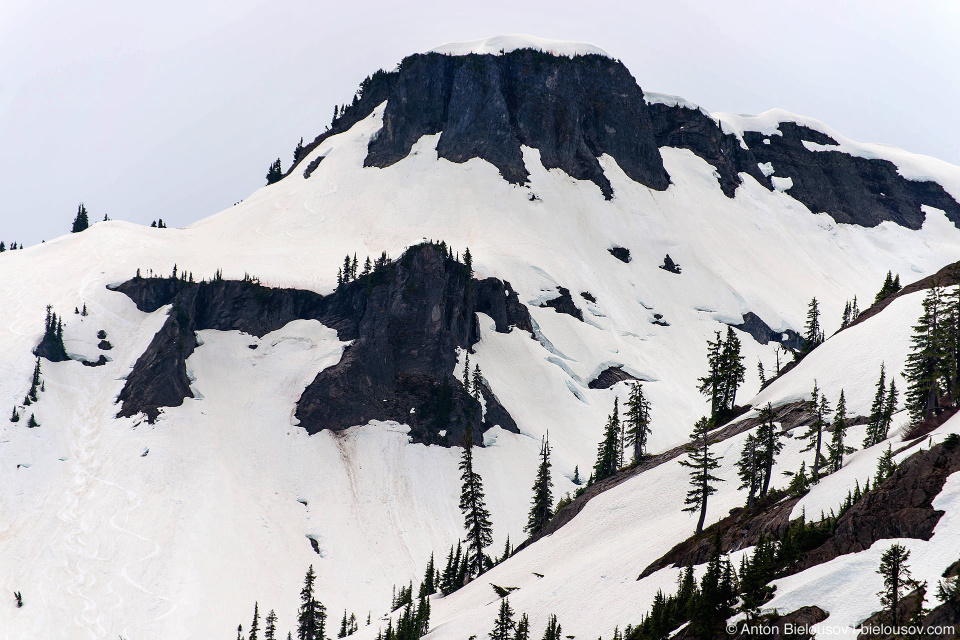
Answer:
xmin=2 ymin=35 xmax=960 ymax=640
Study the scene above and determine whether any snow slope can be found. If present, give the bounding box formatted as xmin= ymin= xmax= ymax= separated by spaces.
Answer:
xmin=429 ymin=35 xmax=610 ymax=58
xmin=2 ymin=74 xmax=960 ymax=638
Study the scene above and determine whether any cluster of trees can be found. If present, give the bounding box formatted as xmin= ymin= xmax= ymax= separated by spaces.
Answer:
xmin=0 ymin=241 xmax=22 ymax=251
xmin=234 ymin=565 xmax=327 ymax=640
xmin=11 ymin=357 xmax=45 ymax=427
xmin=591 ymin=383 xmax=653 ymax=486
xmin=150 ymin=219 xmax=168 ymax=228
xmin=735 ymin=404 xmax=784 ymax=509
xmin=336 ymin=252 xmax=390 ymax=289
xmin=863 ymin=364 xmax=899 ymax=447
xmin=266 ymin=159 xmax=284 ymax=185
xmin=41 ymin=305 xmax=68 ymax=361
xmin=487 ymin=599 xmax=563 ymax=640
xmin=72 ymin=203 xmax=90 ymax=233
xmin=875 ymin=271 xmax=902 ymax=304
xmin=698 ymin=328 xmax=745 ymax=422
xmin=839 ymin=295 xmax=861 ymax=329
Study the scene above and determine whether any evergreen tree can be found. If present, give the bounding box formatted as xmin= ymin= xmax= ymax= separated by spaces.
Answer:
xmin=294 ymin=137 xmax=305 ymax=163
xmin=525 ymin=434 xmax=554 ymax=536
xmin=266 ymin=159 xmax=283 ymax=185
xmin=10 ymin=406 xmax=20 ymax=422
xmin=875 ymin=271 xmax=902 ymax=304
xmin=864 ymin=364 xmax=888 ymax=447
xmin=72 ymin=203 xmax=90 ymax=233
xmin=459 ymin=428 xmax=493 ymax=580
xmin=877 ymin=543 xmax=917 ymax=628
xmin=827 ymin=390 xmax=855 ymax=472
xmin=800 ymin=382 xmax=829 ymax=481
xmin=27 ymin=413 xmax=39 ymax=428
xmin=851 ymin=295 xmax=861 ymax=321
xmin=841 ymin=300 xmax=852 ymax=329
xmin=736 ymin=433 xmax=761 ymax=508
xmin=513 ymin=613 xmax=530 ymax=640
xmin=720 ymin=327 xmax=746 ymax=412
xmin=904 ymin=284 xmax=947 ymax=423
xmin=418 ymin=553 xmax=436 ymax=597
xmin=698 ymin=331 xmax=724 ymax=419
xmin=679 ymin=417 xmax=723 ymax=535
xmin=572 ymin=465 xmax=581 ymax=485
xmin=802 ymin=297 xmax=823 ymax=353
xmin=875 ymin=444 xmax=895 ymax=483
xmin=881 ymin=379 xmax=899 ymax=441
xmin=540 ymin=614 xmax=561 ymax=640
xmin=488 ymin=597 xmax=514 ymax=640
xmin=472 ymin=364 xmax=484 ymax=404
xmin=624 ymin=382 xmax=652 ymax=463
xmin=265 ymin=610 xmax=278 ymax=640
xmin=297 ymin=565 xmax=326 ymax=640
xmin=756 ymin=403 xmax=783 ymax=497
xmin=593 ymin=398 xmax=621 ymax=482
xmin=238 ymin=624 xmax=244 ymax=640
xmin=249 ymin=602 xmax=260 ymax=640
xmin=463 ymin=247 xmax=473 ymax=280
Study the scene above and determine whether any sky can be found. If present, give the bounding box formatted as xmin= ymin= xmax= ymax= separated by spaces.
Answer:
xmin=1 ymin=0 xmax=958 ymax=246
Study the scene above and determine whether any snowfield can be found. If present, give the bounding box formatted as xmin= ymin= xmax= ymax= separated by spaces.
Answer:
xmin=2 ymin=78 xmax=960 ymax=639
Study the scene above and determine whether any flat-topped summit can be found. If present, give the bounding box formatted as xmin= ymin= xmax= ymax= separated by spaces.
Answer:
xmin=428 ymin=34 xmax=611 ymax=58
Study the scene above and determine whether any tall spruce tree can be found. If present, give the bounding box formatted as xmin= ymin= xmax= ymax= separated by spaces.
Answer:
xmin=540 ymin=614 xmax=562 ymax=640
xmin=877 ymin=544 xmax=917 ymax=628
xmin=624 ymin=382 xmax=652 ymax=463
xmin=802 ymin=297 xmax=824 ymax=353
xmin=800 ymin=382 xmax=829 ymax=481
xmin=827 ymin=390 xmax=855 ymax=472
xmin=265 ymin=610 xmax=278 ymax=640
xmin=881 ymin=380 xmax=899 ymax=440
xmin=297 ymin=565 xmax=326 ymax=640
xmin=756 ymin=403 xmax=783 ymax=497
xmin=249 ymin=602 xmax=260 ymax=640
xmin=593 ymin=398 xmax=621 ymax=482
xmin=525 ymin=434 xmax=553 ymax=536
xmin=736 ymin=432 xmax=762 ymax=508
xmin=720 ymin=327 xmax=746 ymax=412
xmin=864 ymin=364 xmax=888 ymax=447
xmin=905 ymin=284 xmax=947 ymax=423
xmin=459 ymin=428 xmax=493 ymax=580
xmin=698 ymin=331 xmax=724 ymax=419
xmin=679 ymin=417 xmax=723 ymax=535
xmin=488 ymin=597 xmax=514 ymax=640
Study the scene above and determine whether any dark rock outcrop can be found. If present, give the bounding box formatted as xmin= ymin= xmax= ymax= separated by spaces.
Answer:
xmin=798 ymin=438 xmax=960 ymax=571
xmin=112 ymin=245 xmax=532 ymax=446
xmin=740 ymin=122 xmax=960 ymax=229
xmin=587 ymin=366 xmax=638 ymax=390
xmin=608 ymin=247 xmax=631 ymax=263
xmin=730 ymin=311 xmax=804 ymax=351
xmin=709 ymin=606 xmax=828 ymax=640
xmin=539 ymin=286 xmax=583 ymax=321
xmin=365 ymin=50 xmax=671 ymax=199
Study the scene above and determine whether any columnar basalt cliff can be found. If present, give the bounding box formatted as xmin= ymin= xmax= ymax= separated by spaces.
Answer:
xmin=113 ymin=244 xmax=532 ymax=446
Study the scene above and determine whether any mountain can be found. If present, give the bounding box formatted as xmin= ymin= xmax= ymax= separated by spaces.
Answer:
xmin=2 ymin=35 xmax=960 ymax=640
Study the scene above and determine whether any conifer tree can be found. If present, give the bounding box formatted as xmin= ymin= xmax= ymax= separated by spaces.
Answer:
xmin=720 ymin=327 xmax=746 ymax=412
xmin=265 ymin=610 xmax=278 ymax=640
xmin=572 ymin=465 xmax=581 ymax=485
xmin=698 ymin=331 xmax=724 ymax=419
xmin=238 ymin=624 xmax=244 ymax=640
xmin=877 ymin=543 xmax=917 ymax=628
xmin=593 ymin=398 xmax=621 ymax=482
xmin=827 ymin=390 xmax=854 ymax=472
xmin=540 ymin=614 xmax=561 ymax=640
xmin=10 ymin=406 xmax=20 ymax=422
xmin=249 ymin=602 xmax=260 ymax=640
xmin=680 ymin=417 xmax=723 ymax=535
xmin=463 ymin=247 xmax=473 ymax=280
xmin=800 ymin=382 xmax=829 ymax=481
xmin=297 ymin=565 xmax=326 ymax=640
xmin=72 ymin=203 xmax=90 ymax=233
xmin=841 ymin=300 xmax=852 ymax=329
xmin=418 ymin=553 xmax=436 ymax=597
xmin=489 ymin=597 xmax=514 ymax=640
xmin=472 ymin=364 xmax=484 ymax=404
xmin=875 ymin=444 xmax=895 ymax=483
xmin=864 ymin=364 xmax=888 ymax=447
xmin=851 ymin=295 xmax=860 ymax=321
xmin=875 ymin=271 xmax=902 ymax=304
xmin=27 ymin=413 xmax=39 ymax=428
xmin=525 ymin=434 xmax=554 ymax=536
xmin=294 ymin=137 xmax=305 ymax=163
xmin=880 ymin=380 xmax=899 ymax=440
xmin=266 ymin=159 xmax=283 ymax=185
xmin=462 ymin=351 xmax=471 ymax=395
xmin=624 ymin=382 xmax=652 ymax=463
xmin=513 ymin=613 xmax=530 ymax=640
xmin=459 ymin=428 xmax=493 ymax=580
xmin=802 ymin=297 xmax=823 ymax=353
xmin=904 ymin=284 xmax=947 ymax=423
xmin=756 ymin=403 xmax=783 ymax=497
xmin=736 ymin=433 xmax=761 ymax=508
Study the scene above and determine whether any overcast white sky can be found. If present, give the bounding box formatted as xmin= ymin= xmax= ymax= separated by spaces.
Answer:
xmin=1 ymin=0 xmax=958 ymax=245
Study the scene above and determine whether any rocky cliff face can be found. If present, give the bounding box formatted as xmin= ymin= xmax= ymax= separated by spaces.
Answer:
xmin=112 ymin=245 xmax=531 ymax=446
xmin=289 ymin=47 xmax=960 ymax=228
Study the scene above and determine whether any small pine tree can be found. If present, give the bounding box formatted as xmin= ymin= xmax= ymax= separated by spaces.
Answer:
xmin=572 ymin=465 xmax=581 ymax=485
xmin=294 ymin=137 xmax=305 ymax=163
xmin=27 ymin=413 xmax=39 ymax=428
xmin=297 ymin=565 xmax=326 ymax=640
xmin=877 ymin=543 xmax=917 ymax=627
xmin=10 ymin=406 xmax=20 ymax=423
xmin=525 ymin=434 xmax=554 ymax=536
xmin=249 ymin=602 xmax=260 ymax=640
xmin=513 ymin=613 xmax=530 ymax=640
xmin=881 ymin=379 xmax=899 ymax=440
xmin=736 ymin=433 xmax=761 ymax=508
xmin=72 ymin=203 xmax=90 ymax=233
xmin=875 ymin=444 xmax=895 ymax=483
xmin=489 ymin=597 xmax=514 ymax=640
xmin=802 ymin=297 xmax=824 ymax=353
xmin=679 ymin=417 xmax=723 ymax=535
xmin=265 ymin=610 xmax=278 ymax=640
xmin=756 ymin=403 xmax=783 ymax=497
xmin=800 ymin=382 xmax=829 ymax=481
